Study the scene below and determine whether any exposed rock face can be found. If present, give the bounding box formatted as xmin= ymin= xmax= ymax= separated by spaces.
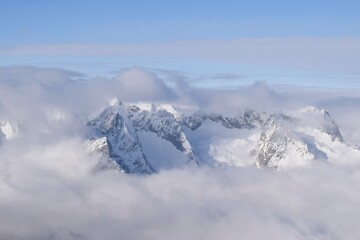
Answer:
xmin=182 ymin=110 xmax=266 ymax=131
xmin=127 ymin=103 xmax=197 ymax=165
xmin=255 ymin=114 xmax=327 ymax=169
xmin=86 ymin=103 xmax=154 ymax=174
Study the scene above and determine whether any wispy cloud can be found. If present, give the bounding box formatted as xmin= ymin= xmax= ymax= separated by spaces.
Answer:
xmin=2 ymin=38 xmax=360 ymax=76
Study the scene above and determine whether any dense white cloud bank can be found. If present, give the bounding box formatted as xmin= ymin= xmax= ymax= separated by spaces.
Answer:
xmin=0 ymin=66 xmax=359 ymax=239
xmin=1 ymin=145 xmax=360 ymax=240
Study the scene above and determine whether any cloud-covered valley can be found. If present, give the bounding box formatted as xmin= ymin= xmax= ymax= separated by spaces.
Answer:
xmin=1 ymin=147 xmax=360 ymax=240
xmin=0 ymin=66 xmax=360 ymax=239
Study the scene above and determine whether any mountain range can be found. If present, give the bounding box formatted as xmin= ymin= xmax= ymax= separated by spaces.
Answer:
xmin=83 ymin=99 xmax=360 ymax=173
xmin=0 ymin=99 xmax=358 ymax=174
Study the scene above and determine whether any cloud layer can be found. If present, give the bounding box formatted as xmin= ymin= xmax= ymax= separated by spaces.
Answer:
xmin=0 ymin=66 xmax=359 ymax=239
xmin=1 ymin=147 xmax=360 ymax=240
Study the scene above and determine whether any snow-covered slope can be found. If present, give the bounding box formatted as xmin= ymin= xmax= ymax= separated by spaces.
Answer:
xmin=254 ymin=107 xmax=358 ymax=169
xmin=86 ymin=100 xmax=154 ymax=174
xmin=127 ymin=103 xmax=197 ymax=166
xmin=255 ymin=113 xmax=326 ymax=169
xmin=290 ymin=106 xmax=344 ymax=142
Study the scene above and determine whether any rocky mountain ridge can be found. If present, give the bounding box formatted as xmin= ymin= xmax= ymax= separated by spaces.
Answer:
xmin=0 ymin=100 xmax=357 ymax=174
xmin=85 ymin=100 xmax=359 ymax=173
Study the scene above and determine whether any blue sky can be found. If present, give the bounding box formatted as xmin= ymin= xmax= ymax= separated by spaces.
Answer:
xmin=1 ymin=0 xmax=360 ymax=88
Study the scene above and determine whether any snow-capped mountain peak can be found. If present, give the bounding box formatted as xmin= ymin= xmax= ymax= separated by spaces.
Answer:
xmin=86 ymin=103 xmax=154 ymax=174
xmin=255 ymin=113 xmax=324 ymax=169
xmin=289 ymin=106 xmax=344 ymax=142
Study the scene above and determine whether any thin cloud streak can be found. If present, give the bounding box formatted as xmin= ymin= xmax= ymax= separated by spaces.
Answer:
xmin=2 ymin=38 xmax=360 ymax=76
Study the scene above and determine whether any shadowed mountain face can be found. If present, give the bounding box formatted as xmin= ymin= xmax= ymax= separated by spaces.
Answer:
xmin=84 ymin=101 xmax=358 ymax=174
xmin=86 ymin=102 xmax=155 ymax=174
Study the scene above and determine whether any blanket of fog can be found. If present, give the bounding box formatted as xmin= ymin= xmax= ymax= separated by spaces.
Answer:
xmin=0 ymin=66 xmax=360 ymax=240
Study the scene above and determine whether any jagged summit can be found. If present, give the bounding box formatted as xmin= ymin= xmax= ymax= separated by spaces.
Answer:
xmin=127 ymin=102 xmax=180 ymax=118
xmin=255 ymin=113 xmax=327 ymax=169
xmin=86 ymin=101 xmax=199 ymax=174
xmin=254 ymin=107 xmax=353 ymax=169
xmin=182 ymin=110 xmax=266 ymax=131
xmin=86 ymin=103 xmax=154 ymax=174
xmin=290 ymin=106 xmax=344 ymax=142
